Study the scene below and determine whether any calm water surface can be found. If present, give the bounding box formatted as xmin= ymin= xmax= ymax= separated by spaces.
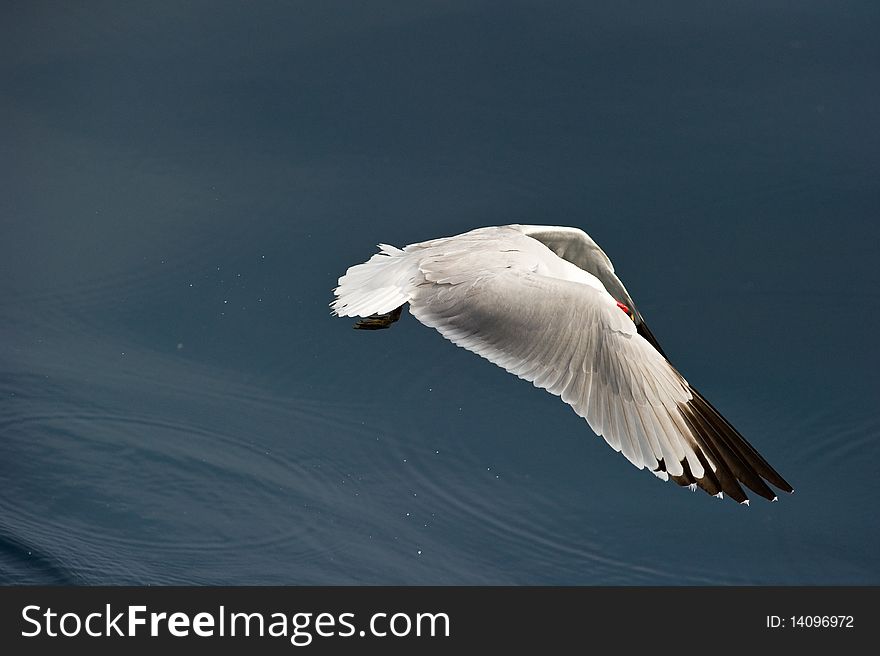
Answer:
xmin=2 ymin=1 xmax=878 ymax=584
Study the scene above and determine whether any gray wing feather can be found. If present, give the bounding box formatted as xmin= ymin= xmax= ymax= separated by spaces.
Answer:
xmin=513 ymin=225 xmax=668 ymax=357
xmin=408 ymin=268 xmax=703 ymax=477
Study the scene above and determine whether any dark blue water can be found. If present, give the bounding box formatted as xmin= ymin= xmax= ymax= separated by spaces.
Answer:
xmin=2 ymin=1 xmax=878 ymax=584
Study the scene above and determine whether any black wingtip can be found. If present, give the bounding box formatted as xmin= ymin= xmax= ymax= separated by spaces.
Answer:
xmin=673 ymin=387 xmax=793 ymax=503
xmin=692 ymin=387 xmax=794 ymax=494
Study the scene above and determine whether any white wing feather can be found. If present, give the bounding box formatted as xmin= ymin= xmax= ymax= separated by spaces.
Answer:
xmin=333 ymin=225 xmax=794 ymax=502
xmin=402 ymin=231 xmax=706 ymax=479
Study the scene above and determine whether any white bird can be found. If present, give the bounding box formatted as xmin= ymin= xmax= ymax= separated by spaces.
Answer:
xmin=331 ymin=225 xmax=793 ymax=504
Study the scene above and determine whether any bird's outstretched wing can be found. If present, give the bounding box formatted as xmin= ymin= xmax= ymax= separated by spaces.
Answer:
xmin=409 ymin=265 xmax=792 ymax=503
xmin=515 ymin=225 xmax=668 ymax=358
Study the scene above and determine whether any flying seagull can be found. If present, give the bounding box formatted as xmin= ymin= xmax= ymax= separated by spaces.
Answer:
xmin=331 ymin=225 xmax=793 ymax=504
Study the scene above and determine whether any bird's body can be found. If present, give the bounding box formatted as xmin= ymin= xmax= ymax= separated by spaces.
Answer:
xmin=331 ymin=225 xmax=793 ymax=504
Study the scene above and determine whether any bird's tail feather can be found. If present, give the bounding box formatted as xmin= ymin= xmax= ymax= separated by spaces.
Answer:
xmin=331 ymin=244 xmax=417 ymax=317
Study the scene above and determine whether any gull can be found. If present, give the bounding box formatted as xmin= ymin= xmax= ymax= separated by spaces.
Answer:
xmin=331 ymin=225 xmax=793 ymax=504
